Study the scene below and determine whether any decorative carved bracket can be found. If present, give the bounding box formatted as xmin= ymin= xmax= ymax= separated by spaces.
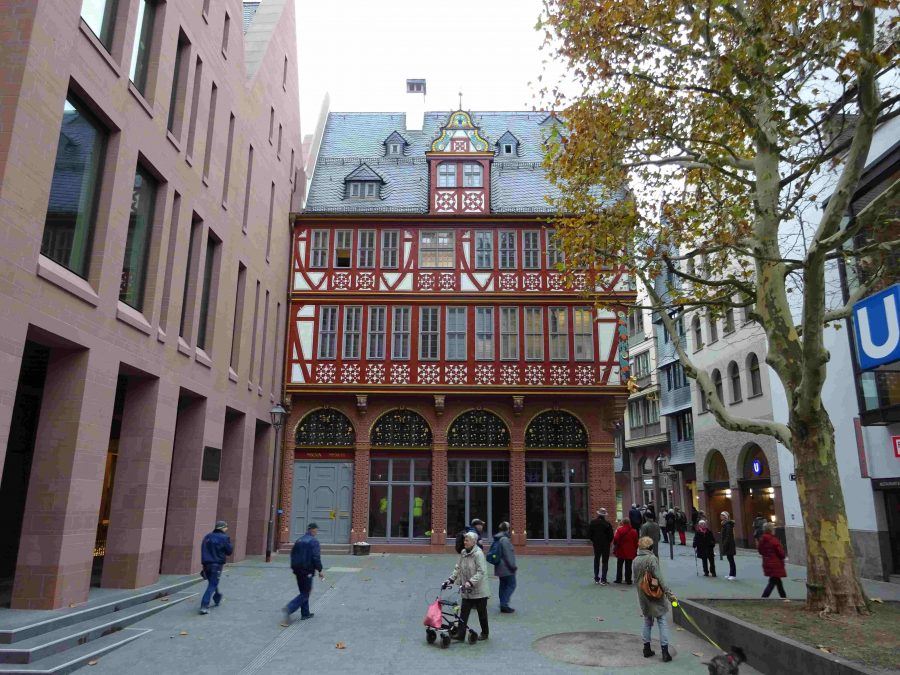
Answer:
xmin=434 ymin=394 xmax=446 ymax=416
xmin=512 ymin=395 xmax=524 ymax=416
xmin=356 ymin=395 xmax=368 ymax=416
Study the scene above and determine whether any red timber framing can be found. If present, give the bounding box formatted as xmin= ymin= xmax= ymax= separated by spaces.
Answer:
xmin=279 ymin=211 xmax=633 ymax=553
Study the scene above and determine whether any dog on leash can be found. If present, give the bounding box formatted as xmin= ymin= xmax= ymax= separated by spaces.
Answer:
xmin=703 ymin=646 xmax=746 ymax=674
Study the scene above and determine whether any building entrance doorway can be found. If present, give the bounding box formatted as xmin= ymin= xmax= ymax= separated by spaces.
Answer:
xmin=0 ymin=341 xmax=50 ymax=606
xmin=291 ymin=462 xmax=352 ymax=544
xmin=704 ymin=450 xmax=732 ymax=528
xmin=739 ymin=444 xmax=775 ymax=545
xmin=885 ymin=489 xmax=900 ymax=575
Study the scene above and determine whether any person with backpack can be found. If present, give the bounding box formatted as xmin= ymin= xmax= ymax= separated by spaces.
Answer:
xmin=633 ymin=536 xmax=674 ymax=662
xmin=198 ymin=520 xmax=233 ymax=615
xmin=612 ymin=519 xmax=638 ymax=584
xmin=588 ymin=508 xmax=614 ymax=585
xmin=488 ymin=521 xmax=517 ymax=613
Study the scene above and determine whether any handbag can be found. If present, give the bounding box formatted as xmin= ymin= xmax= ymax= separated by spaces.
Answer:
xmin=638 ymin=569 xmax=663 ymax=599
xmin=423 ymin=599 xmax=442 ymax=628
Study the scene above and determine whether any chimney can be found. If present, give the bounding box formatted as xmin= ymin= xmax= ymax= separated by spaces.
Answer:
xmin=405 ymin=79 xmax=426 ymax=132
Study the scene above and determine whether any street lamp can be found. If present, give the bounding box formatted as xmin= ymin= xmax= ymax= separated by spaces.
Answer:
xmin=266 ymin=403 xmax=287 ymax=563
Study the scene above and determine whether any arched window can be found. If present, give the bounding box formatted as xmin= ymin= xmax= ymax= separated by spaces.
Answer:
xmin=707 ymin=314 xmax=719 ymax=343
xmin=525 ymin=410 xmax=588 ymax=449
xmin=371 ymin=410 xmax=432 ymax=447
xmin=728 ymin=361 xmax=742 ymax=403
xmin=295 ymin=409 xmax=355 ymax=447
xmin=712 ymin=369 xmax=723 ymax=403
xmin=463 ymin=163 xmax=483 ymax=187
xmin=437 ymin=162 xmax=456 ymax=188
xmin=706 ymin=450 xmax=729 ymax=482
xmin=448 ymin=410 xmax=510 ymax=448
xmin=692 ymin=315 xmax=702 ymax=351
xmin=741 ymin=444 xmax=770 ymax=479
xmin=747 ymin=353 xmax=762 ymax=396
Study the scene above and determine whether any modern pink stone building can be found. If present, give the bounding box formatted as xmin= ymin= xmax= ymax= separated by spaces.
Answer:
xmin=0 ymin=0 xmax=301 ymax=609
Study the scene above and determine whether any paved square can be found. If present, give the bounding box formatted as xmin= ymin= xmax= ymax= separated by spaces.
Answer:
xmin=87 ymin=548 xmax=899 ymax=674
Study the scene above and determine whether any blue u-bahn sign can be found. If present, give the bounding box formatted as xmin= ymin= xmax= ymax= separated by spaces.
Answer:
xmin=852 ymin=283 xmax=900 ymax=371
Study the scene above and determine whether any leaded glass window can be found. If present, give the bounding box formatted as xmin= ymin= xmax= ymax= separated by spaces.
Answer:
xmin=447 ymin=410 xmax=510 ymax=448
xmin=525 ymin=410 xmax=588 ymax=449
xmin=371 ymin=410 xmax=432 ymax=447
xmin=295 ymin=409 xmax=355 ymax=446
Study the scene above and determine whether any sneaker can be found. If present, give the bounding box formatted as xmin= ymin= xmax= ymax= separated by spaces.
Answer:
xmin=726 ymin=576 xmax=736 ymax=581
xmin=478 ymin=633 xmax=489 ymax=641
xmin=300 ymin=613 xmax=315 ymax=621
xmin=600 ymin=581 xmax=609 ymax=586
xmin=613 ymin=580 xmax=622 ymax=584
xmin=198 ymin=608 xmax=209 ymax=615
xmin=594 ymin=579 xmax=601 ymax=585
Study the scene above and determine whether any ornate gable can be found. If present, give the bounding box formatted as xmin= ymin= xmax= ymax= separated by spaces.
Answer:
xmin=426 ymin=111 xmax=492 ymax=214
xmin=429 ymin=110 xmax=491 ymax=154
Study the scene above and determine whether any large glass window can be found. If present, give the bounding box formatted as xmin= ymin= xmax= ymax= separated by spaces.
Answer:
xmin=367 ymin=306 xmax=386 ymax=359
xmin=712 ymin=368 xmax=723 ymax=403
xmin=573 ymin=307 xmax=593 ymax=360
xmin=475 ymin=231 xmax=493 ymax=269
xmin=547 ymin=230 xmax=565 ymax=267
xmin=446 ymin=307 xmax=467 ymax=360
xmin=463 ymin=163 xmax=483 ymax=188
xmin=81 ymin=0 xmax=119 ymax=50
xmin=437 ymin=163 xmax=456 ymax=188
xmin=295 ymin=409 xmax=355 ymax=446
xmin=748 ymin=352 xmax=762 ymax=396
xmin=119 ymin=165 xmax=158 ymax=310
xmin=381 ymin=230 xmax=399 ymax=268
xmin=524 ymin=307 xmax=544 ymax=360
xmin=129 ymin=0 xmax=156 ymax=94
xmin=42 ymin=95 xmax=108 ymax=278
xmin=317 ymin=306 xmax=338 ymax=359
xmin=729 ymin=361 xmax=742 ymax=402
xmin=419 ymin=231 xmax=454 ymax=268
xmin=500 ymin=307 xmax=519 ymax=360
xmin=549 ymin=307 xmax=569 ymax=360
xmin=419 ymin=307 xmax=440 ymax=360
xmin=342 ymin=306 xmax=362 ymax=359
xmin=447 ymin=459 xmax=510 ymax=537
xmin=391 ymin=306 xmax=411 ymax=359
xmin=499 ymin=231 xmax=517 ymax=269
xmin=196 ymin=236 xmax=218 ymax=352
xmin=369 ymin=458 xmax=431 ymax=540
xmin=523 ymin=231 xmax=540 ymax=269
xmin=371 ymin=410 xmax=432 ymax=447
xmin=525 ymin=459 xmax=588 ymax=540
xmin=357 ymin=230 xmax=375 ymax=268
xmin=310 ymin=230 xmax=329 ymax=268
xmin=475 ymin=307 xmax=494 ymax=360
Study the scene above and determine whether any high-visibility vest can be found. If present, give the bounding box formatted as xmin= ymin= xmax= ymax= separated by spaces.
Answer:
xmin=379 ymin=497 xmax=387 ymax=514
xmin=413 ymin=496 xmax=424 ymax=517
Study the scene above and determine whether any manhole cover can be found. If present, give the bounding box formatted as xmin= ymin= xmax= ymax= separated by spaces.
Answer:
xmin=533 ymin=632 xmax=678 ymax=667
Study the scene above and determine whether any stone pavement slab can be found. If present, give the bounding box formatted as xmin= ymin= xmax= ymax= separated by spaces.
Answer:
xmin=83 ymin=547 xmax=898 ymax=674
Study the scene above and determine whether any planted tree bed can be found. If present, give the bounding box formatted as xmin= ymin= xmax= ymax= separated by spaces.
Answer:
xmin=701 ymin=599 xmax=899 ymax=672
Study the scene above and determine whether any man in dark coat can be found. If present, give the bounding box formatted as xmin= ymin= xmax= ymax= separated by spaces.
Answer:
xmin=628 ymin=504 xmax=643 ymax=530
xmin=283 ymin=523 xmax=325 ymax=624
xmin=199 ymin=520 xmax=233 ymax=614
xmin=719 ymin=511 xmax=737 ymax=579
xmin=663 ymin=509 xmax=676 ymax=544
xmin=492 ymin=522 xmax=518 ymax=612
xmin=588 ymin=508 xmax=614 ymax=585
xmin=693 ymin=520 xmax=717 ymax=577
xmin=675 ymin=507 xmax=688 ymax=545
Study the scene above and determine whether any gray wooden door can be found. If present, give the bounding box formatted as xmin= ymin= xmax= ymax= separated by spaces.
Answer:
xmin=291 ymin=462 xmax=353 ymax=544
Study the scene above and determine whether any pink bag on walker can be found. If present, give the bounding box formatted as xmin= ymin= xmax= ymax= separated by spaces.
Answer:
xmin=424 ymin=599 xmax=442 ymax=628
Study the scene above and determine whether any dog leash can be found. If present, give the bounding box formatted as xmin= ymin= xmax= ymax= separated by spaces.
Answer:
xmin=671 ymin=599 xmax=723 ymax=651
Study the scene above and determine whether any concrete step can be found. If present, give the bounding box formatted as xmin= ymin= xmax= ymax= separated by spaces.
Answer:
xmin=0 ymin=576 xmax=201 ymax=645
xmin=0 ymin=590 xmax=196 ymax=665
xmin=0 ymin=628 xmax=151 ymax=674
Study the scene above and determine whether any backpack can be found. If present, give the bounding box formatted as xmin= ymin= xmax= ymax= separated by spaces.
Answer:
xmin=486 ymin=538 xmax=503 ymax=566
xmin=455 ymin=530 xmax=466 ymax=554
xmin=638 ymin=569 xmax=663 ymax=599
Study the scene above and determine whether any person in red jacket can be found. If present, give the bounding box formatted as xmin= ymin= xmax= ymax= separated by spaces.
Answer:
xmin=757 ymin=522 xmax=788 ymax=598
xmin=612 ymin=519 xmax=639 ymax=584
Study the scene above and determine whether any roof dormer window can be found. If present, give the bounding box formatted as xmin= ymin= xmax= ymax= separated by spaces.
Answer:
xmin=388 ymin=142 xmax=401 ymax=156
xmin=383 ymin=131 xmax=409 ymax=157
xmin=348 ymin=181 xmax=380 ymax=199
xmin=496 ymin=131 xmax=520 ymax=157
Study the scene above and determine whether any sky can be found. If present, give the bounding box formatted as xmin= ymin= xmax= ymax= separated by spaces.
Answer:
xmin=295 ymin=0 xmax=552 ymax=136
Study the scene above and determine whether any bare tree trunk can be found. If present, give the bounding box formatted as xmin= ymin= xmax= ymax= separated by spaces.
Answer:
xmin=790 ymin=409 xmax=869 ymax=615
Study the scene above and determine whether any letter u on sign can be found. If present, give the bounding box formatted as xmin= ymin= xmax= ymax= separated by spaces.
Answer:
xmin=853 ymin=284 xmax=900 ymax=370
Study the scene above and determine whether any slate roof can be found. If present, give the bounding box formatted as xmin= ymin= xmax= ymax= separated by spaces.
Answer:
xmin=305 ymin=111 xmax=573 ymax=215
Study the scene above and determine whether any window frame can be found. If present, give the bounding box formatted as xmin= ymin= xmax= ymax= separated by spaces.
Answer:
xmin=748 ymin=353 xmax=763 ymax=397
xmin=524 ymin=307 xmax=544 ymax=360
xmin=129 ymin=0 xmax=156 ymax=95
xmin=418 ymin=230 xmax=455 ymax=269
xmin=367 ymin=306 xmax=386 ymax=359
xmin=474 ymin=231 xmax=493 ymax=269
xmin=391 ymin=306 xmax=411 ymax=360
xmin=119 ymin=164 xmax=159 ymax=311
xmin=546 ymin=229 xmax=564 ymax=268
xmin=381 ymin=230 xmax=399 ymax=269
xmin=499 ymin=231 xmax=517 ymax=269
xmin=317 ymin=306 xmax=338 ymax=359
xmin=418 ymin=306 xmax=440 ymax=361
xmin=573 ymin=307 xmax=594 ymax=361
xmin=475 ymin=306 xmax=495 ymax=361
xmin=500 ymin=306 xmax=519 ymax=360
xmin=524 ymin=458 xmax=589 ymax=541
xmin=437 ymin=162 xmax=457 ymax=188
xmin=310 ymin=230 xmax=329 ymax=268
xmin=342 ymin=305 xmax=362 ymax=359
xmin=462 ymin=163 xmax=483 ymax=188
xmin=357 ymin=230 xmax=376 ymax=269
xmin=549 ymin=307 xmax=569 ymax=360
xmin=522 ymin=231 xmax=540 ymax=269
xmin=446 ymin=306 xmax=467 ymax=361
xmin=81 ymin=0 xmax=119 ymax=51
xmin=729 ymin=361 xmax=742 ymax=403
xmin=333 ymin=229 xmax=352 ymax=268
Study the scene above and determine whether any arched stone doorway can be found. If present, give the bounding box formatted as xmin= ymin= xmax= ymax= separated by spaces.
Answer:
xmin=738 ymin=443 xmax=775 ymax=544
xmin=368 ymin=410 xmax=433 ymax=542
xmin=524 ymin=410 xmax=590 ymax=541
xmin=292 ymin=409 xmax=356 ymax=543
xmin=704 ymin=450 xmax=733 ymax=527
xmin=446 ymin=410 xmax=511 ymax=537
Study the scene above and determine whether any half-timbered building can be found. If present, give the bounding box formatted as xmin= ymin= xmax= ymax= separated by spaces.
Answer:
xmin=280 ymin=100 xmax=632 ymax=552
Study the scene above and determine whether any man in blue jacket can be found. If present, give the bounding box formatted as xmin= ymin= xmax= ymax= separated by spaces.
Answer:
xmin=199 ymin=521 xmax=233 ymax=615
xmin=282 ymin=523 xmax=325 ymax=624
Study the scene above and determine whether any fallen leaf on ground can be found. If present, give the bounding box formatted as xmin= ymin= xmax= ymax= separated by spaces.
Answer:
xmin=692 ymin=652 xmax=703 ymax=658
xmin=818 ymin=647 xmax=832 ymax=653
xmin=160 ymin=597 xmax=169 ymax=602
xmin=179 ymin=631 xmax=188 ymax=636
xmin=87 ymin=660 xmax=99 ymax=666
xmin=336 ymin=642 xmax=346 ymax=649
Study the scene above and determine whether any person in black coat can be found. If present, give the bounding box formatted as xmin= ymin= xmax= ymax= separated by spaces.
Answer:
xmin=719 ymin=512 xmax=737 ymax=579
xmin=693 ymin=520 xmax=717 ymax=577
xmin=628 ymin=504 xmax=643 ymax=530
xmin=588 ymin=508 xmax=614 ymax=585
xmin=674 ymin=507 xmax=688 ymax=545
xmin=663 ymin=509 xmax=676 ymax=544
